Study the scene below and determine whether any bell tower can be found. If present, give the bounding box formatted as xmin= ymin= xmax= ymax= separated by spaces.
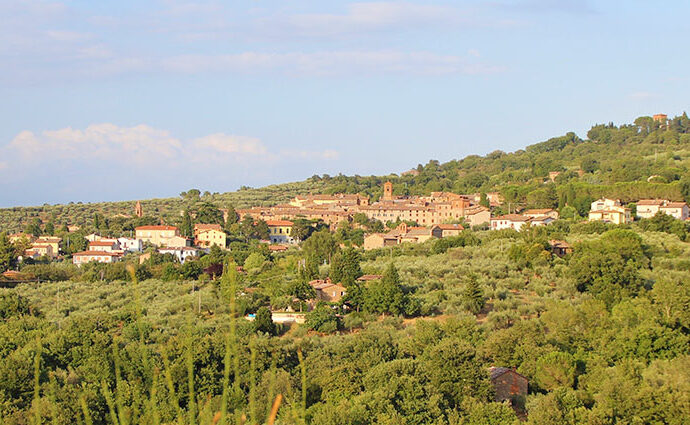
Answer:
xmin=383 ymin=181 xmax=393 ymax=201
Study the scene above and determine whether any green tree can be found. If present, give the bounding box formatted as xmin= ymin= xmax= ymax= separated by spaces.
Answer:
xmin=462 ymin=274 xmax=485 ymax=315
xmin=180 ymin=260 xmax=202 ymax=280
xmin=290 ymin=219 xmax=316 ymax=241
xmin=253 ymin=219 xmax=270 ymax=240
xmin=570 ymin=229 xmax=649 ymax=307
xmin=43 ymin=221 xmax=55 ymax=236
xmin=329 ymin=247 xmax=362 ymax=285
xmin=288 ymin=280 xmax=316 ymax=311
xmin=534 ymin=351 xmax=576 ymax=391
xmin=196 ymin=202 xmax=224 ymax=224
xmin=301 ymin=230 xmax=337 ymax=265
xmin=180 ymin=209 xmax=194 ymax=238
xmin=0 ymin=232 xmax=15 ymax=272
xmin=305 ymin=304 xmax=339 ymax=333
xmin=244 ymin=252 xmax=266 ymax=273
xmin=224 ymin=205 xmax=238 ymax=227
xmin=25 ymin=218 xmax=42 ymax=236
xmin=480 ymin=192 xmax=490 ymax=208
xmin=254 ymin=307 xmax=276 ymax=335
xmin=364 ymin=263 xmax=405 ymax=315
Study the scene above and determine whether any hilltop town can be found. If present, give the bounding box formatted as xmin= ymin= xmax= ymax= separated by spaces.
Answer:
xmin=1 ymin=113 xmax=690 ymax=424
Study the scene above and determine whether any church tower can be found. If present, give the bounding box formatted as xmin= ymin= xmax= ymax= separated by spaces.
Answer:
xmin=135 ymin=200 xmax=143 ymax=218
xmin=383 ymin=181 xmax=393 ymax=201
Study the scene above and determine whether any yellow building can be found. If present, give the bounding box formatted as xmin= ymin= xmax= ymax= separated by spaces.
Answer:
xmin=194 ymin=223 xmax=227 ymax=247
xmin=588 ymin=198 xmax=631 ymax=224
xmin=33 ymin=237 xmax=61 ymax=256
xmin=135 ymin=225 xmax=181 ymax=247
xmin=266 ymin=220 xmax=296 ymax=244
xmin=588 ymin=209 xmax=631 ymax=224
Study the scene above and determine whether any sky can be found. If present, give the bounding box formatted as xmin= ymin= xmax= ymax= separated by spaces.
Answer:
xmin=1 ymin=0 xmax=689 ymax=207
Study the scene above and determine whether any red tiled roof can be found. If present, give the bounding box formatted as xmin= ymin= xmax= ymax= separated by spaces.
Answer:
xmin=89 ymin=241 xmax=116 ymax=246
xmin=194 ymin=223 xmax=222 ymax=231
xmin=268 ymin=245 xmax=289 ymax=251
xmin=136 ymin=225 xmax=178 ymax=231
xmin=73 ymin=251 xmax=119 ymax=257
xmin=523 ymin=209 xmax=555 ymax=214
xmin=661 ymin=202 xmax=687 ymax=208
xmin=265 ymin=220 xmax=294 ymax=226
xmin=435 ymin=223 xmax=464 ymax=230
xmin=637 ymin=199 xmax=665 ymax=206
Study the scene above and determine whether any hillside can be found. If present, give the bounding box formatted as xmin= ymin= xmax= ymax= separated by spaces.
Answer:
xmin=2 ymin=113 xmax=689 ymax=234
xmin=2 ymin=113 xmax=690 ymax=234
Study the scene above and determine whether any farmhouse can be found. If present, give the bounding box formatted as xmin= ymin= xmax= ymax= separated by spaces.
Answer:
xmin=194 ymin=223 xmax=227 ymax=248
xmin=72 ymin=251 xmax=120 ymax=265
xmin=489 ymin=367 xmax=528 ymax=406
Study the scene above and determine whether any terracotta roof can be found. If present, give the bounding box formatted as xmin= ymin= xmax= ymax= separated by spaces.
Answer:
xmin=523 ymin=208 xmax=555 ymax=214
xmin=492 ymin=214 xmax=530 ymax=222
xmin=194 ymin=223 xmax=222 ymax=231
xmin=405 ymin=227 xmax=432 ymax=236
xmin=89 ymin=241 xmax=116 ymax=246
xmin=73 ymin=251 xmax=119 ymax=257
xmin=265 ymin=220 xmax=294 ymax=226
xmin=637 ymin=199 xmax=665 ymax=206
xmin=464 ymin=206 xmax=490 ymax=215
xmin=548 ymin=240 xmax=571 ymax=248
xmin=489 ymin=367 xmax=527 ymax=381
xmin=435 ymin=223 xmax=464 ymax=230
xmin=136 ymin=225 xmax=178 ymax=231
xmin=661 ymin=202 xmax=687 ymax=208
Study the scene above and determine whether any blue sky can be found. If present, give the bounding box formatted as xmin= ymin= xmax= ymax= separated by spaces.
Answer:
xmin=1 ymin=0 xmax=689 ymax=207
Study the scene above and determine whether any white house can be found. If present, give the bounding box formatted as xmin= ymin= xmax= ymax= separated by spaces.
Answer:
xmin=158 ymin=246 xmax=201 ymax=263
xmin=118 ymin=237 xmax=143 ymax=252
xmin=490 ymin=214 xmax=532 ymax=231
xmin=660 ymin=202 xmax=690 ymax=220
xmin=636 ymin=199 xmax=665 ymax=219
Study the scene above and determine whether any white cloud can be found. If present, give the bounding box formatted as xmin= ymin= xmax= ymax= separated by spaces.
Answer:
xmin=1 ymin=124 xmax=339 ymax=179
xmin=9 ymin=124 xmax=182 ymax=164
xmin=193 ymin=133 xmax=267 ymax=155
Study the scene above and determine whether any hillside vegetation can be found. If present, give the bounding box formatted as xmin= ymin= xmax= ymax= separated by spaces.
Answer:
xmin=2 ymin=113 xmax=690 ymax=233
xmin=2 ymin=221 xmax=690 ymax=424
xmin=1 ymin=114 xmax=690 ymax=424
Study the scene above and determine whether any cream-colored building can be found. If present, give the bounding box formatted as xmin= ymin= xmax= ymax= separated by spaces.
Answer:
xmin=636 ymin=199 xmax=665 ymax=219
xmin=88 ymin=240 xmax=120 ymax=253
xmin=73 ymin=251 xmax=120 ymax=265
xmin=135 ymin=225 xmax=182 ymax=247
xmin=660 ymin=202 xmax=689 ymax=220
xmin=33 ymin=236 xmax=61 ymax=256
xmin=589 ymin=198 xmax=631 ymax=224
xmin=491 ymin=214 xmax=532 ymax=231
xmin=433 ymin=223 xmax=465 ymax=237
xmin=25 ymin=244 xmax=54 ymax=259
xmin=194 ymin=224 xmax=226 ymax=248
xmin=523 ymin=209 xmax=560 ymax=220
